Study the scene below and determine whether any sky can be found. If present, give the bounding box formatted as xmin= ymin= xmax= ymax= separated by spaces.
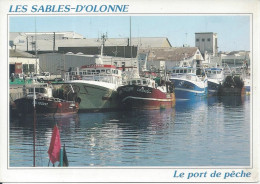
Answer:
xmin=9 ymin=15 xmax=250 ymax=52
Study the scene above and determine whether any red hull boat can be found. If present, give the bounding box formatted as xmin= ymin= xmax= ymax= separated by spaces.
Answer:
xmin=13 ymin=83 xmax=79 ymax=116
xmin=117 ymin=78 xmax=175 ymax=110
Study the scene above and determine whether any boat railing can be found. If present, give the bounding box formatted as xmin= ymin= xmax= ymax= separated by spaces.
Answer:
xmin=171 ymin=73 xmax=204 ymax=82
xmin=65 ymin=72 xmax=122 ymax=85
xmin=38 ymin=96 xmax=75 ymax=104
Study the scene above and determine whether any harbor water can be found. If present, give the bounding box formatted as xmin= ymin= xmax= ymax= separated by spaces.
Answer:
xmin=9 ymin=95 xmax=250 ymax=167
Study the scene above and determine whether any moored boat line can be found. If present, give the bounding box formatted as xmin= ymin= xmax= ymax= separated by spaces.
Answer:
xmin=10 ymin=61 xmax=249 ymax=113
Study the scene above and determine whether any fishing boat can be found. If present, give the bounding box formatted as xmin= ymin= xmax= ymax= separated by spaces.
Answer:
xmin=62 ymin=64 xmax=122 ymax=112
xmin=13 ymin=83 xmax=79 ymax=115
xmin=217 ymin=66 xmax=246 ymax=96
xmin=205 ymin=67 xmax=225 ymax=96
xmin=117 ymin=77 xmax=175 ymax=110
xmin=219 ymin=74 xmax=245 ymax=96
xmin=170 ymin=66 xmax=208 ymax=100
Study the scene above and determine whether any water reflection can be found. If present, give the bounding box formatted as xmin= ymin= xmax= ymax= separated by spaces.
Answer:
xmin=9 ymin=96 xmax=250 ymax=167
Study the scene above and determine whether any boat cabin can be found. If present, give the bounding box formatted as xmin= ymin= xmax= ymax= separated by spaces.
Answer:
xmin=127 ymin=78 xmax=156 ymax=88
xmin=205 ymin=68 xmax=224 ymax=79
xmin=25 ymin=83 xmax=53 ymax=98
xmin=171 ymin=67 xmax=196 ymax=75
xmin=66 ymin=64 xmax=122 ymax=85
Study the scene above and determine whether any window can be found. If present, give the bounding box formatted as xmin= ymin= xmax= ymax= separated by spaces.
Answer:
xmin=176 ymin=69 xmax=179 ymax=73
xmin=196 ymin=39 xmax=199 ymax=42
xmin=207 ymin=38 xmax=211 ymax=41
xmin=143 ymin=80 xmax=147 ymax=85
xmin=137 ymin=80 xmax=141 ymax=85
xmin=202 ymin=38 xmax=205 ymax=42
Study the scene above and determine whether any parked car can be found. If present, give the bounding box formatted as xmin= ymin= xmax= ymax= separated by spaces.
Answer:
xmin=36 ymin=72 xmax=62 ymax=82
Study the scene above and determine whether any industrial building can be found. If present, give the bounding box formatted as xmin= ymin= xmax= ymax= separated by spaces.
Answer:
xmin=38 ymin=52 xmax=138 ymax=75
xmin=195 ymin=32 xmax=218 ymax=57
xmin=9 ymin=31 xmax=172 ymax=75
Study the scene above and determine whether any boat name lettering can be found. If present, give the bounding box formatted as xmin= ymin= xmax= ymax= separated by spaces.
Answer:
xmin=33 ymin=101 xmax=48 ymax=106
xmin=178 ymin=81 xmax=184 ymax=87
xmin=137 ymin=87 xmax=152 ymax=94
xmin=122 ymin=86 xmax=134 ymax=92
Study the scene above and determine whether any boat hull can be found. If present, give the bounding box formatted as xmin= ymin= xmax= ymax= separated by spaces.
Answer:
xmin=61 ymin=82 xmax=119 ymax=112
xmin=219 ymin=75 xmax=245 ymax=96
xmin=117 ymin=85 xmax=175 ymax=110
xmin=170 ymin=78 xmax=208 ymax=100
xmin=14 ymin=98 xmax=78 ymax=115
xmin=207 ymin=80 xmax=222 ymax=96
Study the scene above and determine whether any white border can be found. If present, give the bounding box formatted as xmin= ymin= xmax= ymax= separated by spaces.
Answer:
xmin=1 ymin=0 xmax=259 ymax=183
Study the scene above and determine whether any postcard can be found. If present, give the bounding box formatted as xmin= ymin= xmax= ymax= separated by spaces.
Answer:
xmin=0 ymin=0 xmax=259 ymax=183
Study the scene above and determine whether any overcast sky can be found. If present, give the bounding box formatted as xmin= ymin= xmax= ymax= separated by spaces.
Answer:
xmin=9 ymin=15 xmax=250 ymax=52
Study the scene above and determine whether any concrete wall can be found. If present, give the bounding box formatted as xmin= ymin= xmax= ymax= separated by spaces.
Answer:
xmin=195 ymin=33 xmax=218 ymax=56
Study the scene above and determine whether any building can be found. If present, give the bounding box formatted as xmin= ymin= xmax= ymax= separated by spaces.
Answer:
xmin=38 ymin=53 xmax=138 ymax=75
xmin=10 ymin=32 xmax=172 ymax=54
xmin=138 ymin=47 xmax=204 ymax=72
xmin=9 ymin=32 xmax=85 ymax=53
xmin=195 ymin=32 xmax=218 ymax=57
xmin=9 ymin=49 xmax=39 ymax=75
xmin=221 ymin=50 xmax=250 ymax=67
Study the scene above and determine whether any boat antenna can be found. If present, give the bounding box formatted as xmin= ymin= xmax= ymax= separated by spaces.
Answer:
xmin=100 ymin=33 xmax=107 ymax=58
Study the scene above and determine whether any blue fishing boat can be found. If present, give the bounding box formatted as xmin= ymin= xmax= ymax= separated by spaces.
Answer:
xmin=170 ymin=66 xmax=208 ymax=100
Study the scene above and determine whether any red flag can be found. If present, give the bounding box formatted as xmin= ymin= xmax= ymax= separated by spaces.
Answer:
xmin=48 ymin=125 xmax=61 ymax=164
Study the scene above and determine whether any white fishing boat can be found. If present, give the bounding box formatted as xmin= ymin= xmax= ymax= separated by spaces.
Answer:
xmin=63 ymin=64 xmax=122 ymax=111
xmin=205 ymin=67 xmax=225 ymax=96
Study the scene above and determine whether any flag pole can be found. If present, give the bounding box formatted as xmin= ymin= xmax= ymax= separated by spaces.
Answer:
xmin=33 ymin=86 xmax=36 ymax=167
